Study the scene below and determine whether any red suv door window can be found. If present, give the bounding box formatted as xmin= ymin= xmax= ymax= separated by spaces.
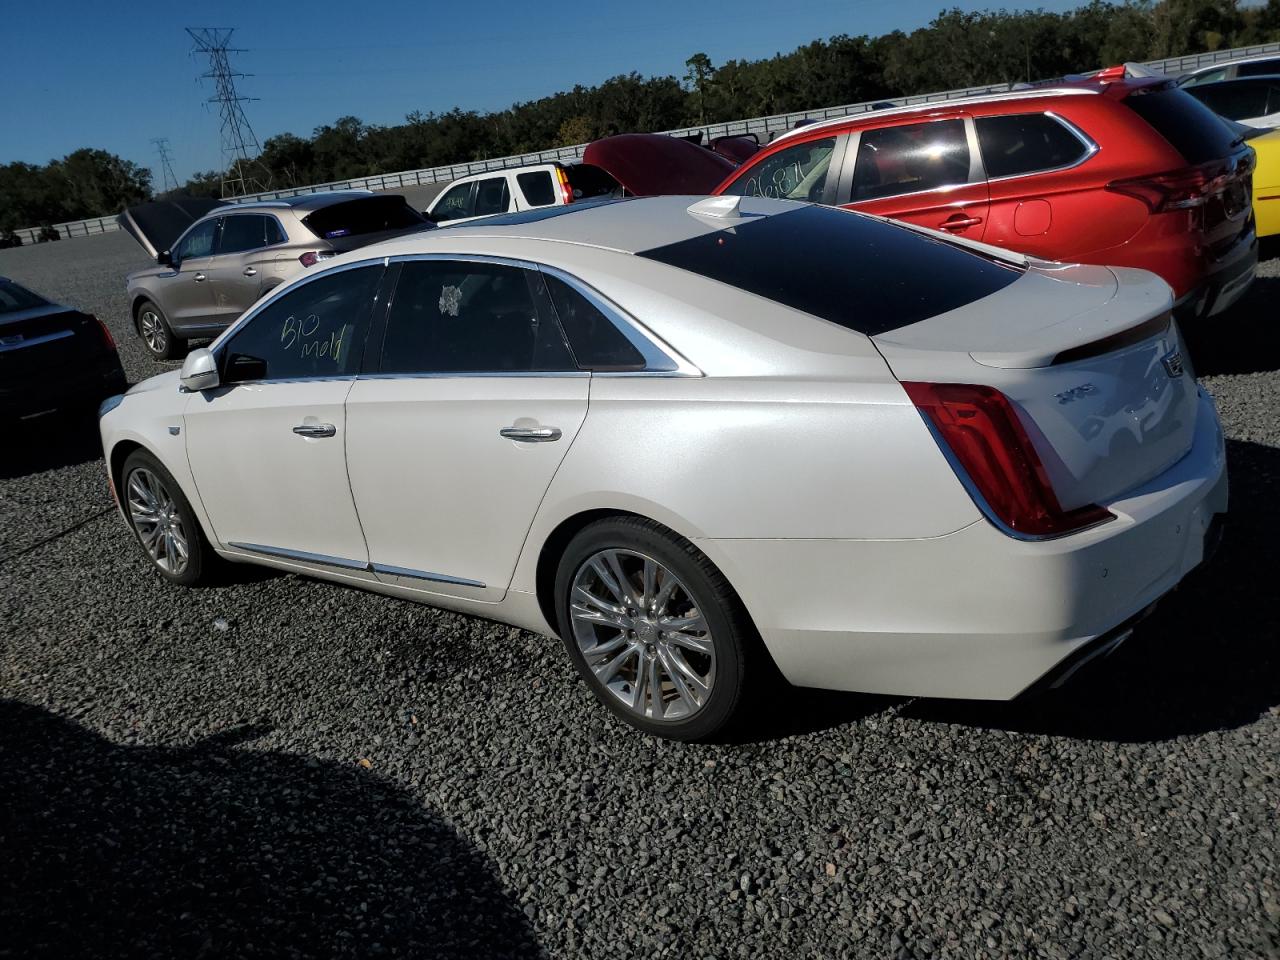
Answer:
xmin=840 ymin=118 xmax=990 ymax=239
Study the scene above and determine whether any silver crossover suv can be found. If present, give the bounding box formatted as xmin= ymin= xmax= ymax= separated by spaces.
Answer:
xmin=122 ymin=191 xmax=429 ymax=359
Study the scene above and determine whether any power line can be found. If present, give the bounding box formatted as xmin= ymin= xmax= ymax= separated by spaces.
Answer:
xmin=150 ymin=137 xmax=179 ymax=193
xmin=186 ymin=27 xmax=270 ymax=198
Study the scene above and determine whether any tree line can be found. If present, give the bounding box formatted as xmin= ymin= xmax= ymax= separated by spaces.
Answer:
xmin=3 ymin=0 xmax=1279 ymax=242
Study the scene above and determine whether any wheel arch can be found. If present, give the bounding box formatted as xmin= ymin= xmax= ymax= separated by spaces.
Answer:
xmin=130 ymin=294 xmax=154 ymax=333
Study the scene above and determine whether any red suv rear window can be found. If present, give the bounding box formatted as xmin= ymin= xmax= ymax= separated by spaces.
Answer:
xmin=1123 ymin=85 xmax=1242 ymax=164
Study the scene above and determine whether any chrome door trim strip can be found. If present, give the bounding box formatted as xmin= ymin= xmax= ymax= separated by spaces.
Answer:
xmin=227 ymin=541 xmax=369 ymax=570
xmin=370 ymin=563 xmax=487 ymax=588
xmin=0 ymin=329 xmax=74 ymax=352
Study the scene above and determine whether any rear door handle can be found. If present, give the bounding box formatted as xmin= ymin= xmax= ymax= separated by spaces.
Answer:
xmin=243 ymin=267 xmax=258 ymax=277
xmin=293 ymin=423 xmax=337 ymax=438
xmin=940 ymin=215 xmax=983 ymax=231
xmin=500 ymin=425 xmax=562 ymax=442
xmin=193 ymin=272 xmax=207 ymax=282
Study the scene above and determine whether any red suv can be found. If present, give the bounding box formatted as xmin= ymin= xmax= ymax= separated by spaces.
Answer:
xmin=714 ymin=77 xmax=1257 ymax=319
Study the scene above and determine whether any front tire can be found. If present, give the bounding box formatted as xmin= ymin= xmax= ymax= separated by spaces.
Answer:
xmin=121 ymin=449 xmax=214 ymax=586
xmin=554 ymin=516 xmax=752 ymax=740
xmin=136 ymin=300 xmax=186 ymax=361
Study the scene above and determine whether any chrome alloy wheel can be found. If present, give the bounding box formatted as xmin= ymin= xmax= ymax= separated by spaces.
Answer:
xmin=569 ymin=549 xmax=715 ymax=722
xmin=139 ymin=309 xmax=166 ymax=354
xmin=126 ymin=467 xmax=189 ymax=574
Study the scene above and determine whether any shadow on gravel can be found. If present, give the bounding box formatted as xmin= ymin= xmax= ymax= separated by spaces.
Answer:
xmin=1183 ymin=270 xmax=1280 ymax=377
xmin=900 ymin=438 xmax=1280 ymax=743
xmin=1 ymin=411 xmax=105 ymax=480
xmin=0 ymin=701 xmax=544 ymax=959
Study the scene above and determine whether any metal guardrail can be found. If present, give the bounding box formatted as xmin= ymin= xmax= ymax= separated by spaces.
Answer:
xmin=11 ymin=40 xmax=1279 ymax=245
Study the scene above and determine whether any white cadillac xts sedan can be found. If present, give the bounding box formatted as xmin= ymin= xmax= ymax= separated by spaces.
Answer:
xmin=99 ymin=195 xmax=1228 ymax=740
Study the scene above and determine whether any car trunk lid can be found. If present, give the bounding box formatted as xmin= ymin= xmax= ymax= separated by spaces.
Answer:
xmin=582 ymin=134 xmax=738 ymax=196
xmin=873 ymin=262 xmax=1198 ymax=515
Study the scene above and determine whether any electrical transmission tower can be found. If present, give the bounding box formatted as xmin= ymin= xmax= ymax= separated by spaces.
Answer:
xmin=186 ymin=27 xmax=270 ymax=198
xmin=150 ymin=137 xmax=179 ymax=193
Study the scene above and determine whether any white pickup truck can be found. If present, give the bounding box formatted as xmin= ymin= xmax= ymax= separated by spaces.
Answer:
xmin=425 ymin=162 xmax=622 ymax=224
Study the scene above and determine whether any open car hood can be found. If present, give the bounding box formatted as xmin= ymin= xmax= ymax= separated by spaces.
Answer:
xmin=582 ymin=134 xmax=738 ymax=197
xmin=118 ymin=195 xmax=227 ymax=260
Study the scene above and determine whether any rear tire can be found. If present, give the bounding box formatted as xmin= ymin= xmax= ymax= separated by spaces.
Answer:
xmin=136 ymin=300 xmax=186 ymax=361
xmin=554 ymin=516 xmax=754 ymax=741
xmin=120 ymin=449 xmax=215 ymax=586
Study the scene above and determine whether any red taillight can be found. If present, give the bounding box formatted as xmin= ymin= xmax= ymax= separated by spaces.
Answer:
xmin=1106 ymin=161 xmax=1233 ymax=213
xmin=92 ymin=314 xmax=116 ymax=350
xmin=555 ymin=166 xmax=574 ymax=206
xmin=299 ymin=251 xmax=336 ymax=268
xmin=903 ymin=382 xmax=1114 ymax=539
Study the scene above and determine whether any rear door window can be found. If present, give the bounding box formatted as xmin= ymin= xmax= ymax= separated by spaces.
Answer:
xmin=217 ymin=214 xmax=269 ymax=254
xmin=852 ymin=120 xmax=970 ymax=202
xmin=219 ymin=265 xmax=384 ymax=382
xmin=976 ymin=114 xmax=1090 ymax=178
xmin=379 ymin=261 xmax=575 ymax=373
xmin=720 ymin=137 xmax=837 ymax=202
xmin=473 ymin=178 xmax=512 ymax=217
xmin=1123 ymin=85 xmax=1241 ymax=164
xmin=301 ymin=196 xmax=425 ymax=239
xmin=516 ymin=171 xmax=557 ymax=207
xmin=543 ymin=274 xmax=645 ymax=370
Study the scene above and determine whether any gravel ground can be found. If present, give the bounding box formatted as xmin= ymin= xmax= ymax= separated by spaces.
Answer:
xmin=1 ymin=232 xmax=1277 ymax=959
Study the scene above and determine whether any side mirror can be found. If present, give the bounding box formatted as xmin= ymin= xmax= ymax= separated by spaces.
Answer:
xmin=180 ymin=348 xmax=220 ymax=392
xmin=157 ymin=250 xmax=174 ymax=267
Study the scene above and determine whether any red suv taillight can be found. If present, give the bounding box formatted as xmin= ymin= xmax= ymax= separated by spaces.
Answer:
xmin=1105 ymin=159 xmax=1241 ymax=213
xmin=555 ymin=166 xmax=574 ymax=206
xmin=299 ymin=250 xmax=336 ymax=268
xmin=903 ymin=382 xmax=1115 ymax=539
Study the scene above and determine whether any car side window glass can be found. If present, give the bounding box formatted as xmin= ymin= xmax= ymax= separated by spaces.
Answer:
xmin=1182 ymin=68 xmax=1226 ymax=87
xmin=264 ymin=217 xmax=286 ymax=246
xmin=380 ymin=261 xmax=575 ymax=374
xmin=851 ymin=120 xmax=970 ymax=202
xmin=720 ymin=137 xmax=837 ymax=202
xmin=1237 ymin=59 xmax=1280 ymax=78
xmin=975 ymin=114 xmax=1089 ymax=179
xmin=433 ymin=183 xmax=474 ymax=221
xmin=543 ymin=274 xmax=646 ymax=371
xmin=473 ymin=177 xmax=512 ymax=216
xmin=516 ymin=171 xmax=557 ymax=207
xmin=218 ymin=215 xmax=267 ymax=255
xmin=219 ymin=265 xmax=382 ymax=383
xmin=174 ymin=220 xmax=218 ymax=262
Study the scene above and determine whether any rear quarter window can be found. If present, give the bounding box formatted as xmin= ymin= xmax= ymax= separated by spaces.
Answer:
xmin=976 ymin=114 xmax=1090 ymax=178
xmin=516 ymin=171 xmax=557 ymax=207
xmin=1123 ymin=85 xmax=1241 ymax=164
xmin=638 ymin=204 xmax=1022 ymax=336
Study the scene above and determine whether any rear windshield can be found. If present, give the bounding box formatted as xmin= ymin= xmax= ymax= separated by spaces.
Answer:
xmin=0 ymin=280 xmax=48 ymax=314
xmin=637 ymin=205 xmax=1022 ymax=336
xmin=302 ymin=196 xmax=426 ymax=240
xmin=565 ymin=163 xmax=623 ymax=200
xmin=1123 ymin=85 xmax=1241 ymax=164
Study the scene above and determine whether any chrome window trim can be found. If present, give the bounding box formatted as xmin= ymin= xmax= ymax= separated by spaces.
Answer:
xmin=975 ymin=112 xmax=1100 ymax=184
xmin=0 ymin=329 xmax=74 ymax=352
xmin=370 ymin=563 xmax=486 ymax=588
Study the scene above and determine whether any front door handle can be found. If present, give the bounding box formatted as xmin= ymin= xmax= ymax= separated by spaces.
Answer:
xmin=500 ymin=425 xmax=562 ymax=442
xmin=293 ymin=423 xmax=337 ymax=438
xmin=940 ymin=214 xmax=983 ymax=231
xmin=193 ymin=272 xmax=207 ymax=282
xmin=243 ymin=267 xmax=258 ymax=277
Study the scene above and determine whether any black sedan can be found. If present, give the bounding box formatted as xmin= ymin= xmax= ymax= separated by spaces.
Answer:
xmin=0 ymin=276 xmax=126 ymax=420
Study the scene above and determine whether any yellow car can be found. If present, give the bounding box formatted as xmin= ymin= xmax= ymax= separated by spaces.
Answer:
xmin=1244 ymin=127 xmax=1280 ymax=238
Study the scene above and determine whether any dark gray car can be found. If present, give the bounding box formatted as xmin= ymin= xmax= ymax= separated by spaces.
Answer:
xmin=122 ymin=192 xmax=429 ymax=359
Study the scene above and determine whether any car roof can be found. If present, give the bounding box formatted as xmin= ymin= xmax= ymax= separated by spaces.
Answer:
xmin=209 ymin=191 xmax=383 ymax=218
xmin=359 ymin=195 xmax=813 ymax=257
xmin=1186 ymin=54 xmax=1280 ymax=75
xmin=764 ymin=83 xmax=1122 ymax=148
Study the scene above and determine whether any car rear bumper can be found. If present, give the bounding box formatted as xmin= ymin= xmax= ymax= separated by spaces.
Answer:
xmin=1174 ymin=225 xmax=1258 ymax=319
xmin=706 ymin=389 xmax=1228 ymax=700
xmin=0 ymin=354 xmax=126 ymax=419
